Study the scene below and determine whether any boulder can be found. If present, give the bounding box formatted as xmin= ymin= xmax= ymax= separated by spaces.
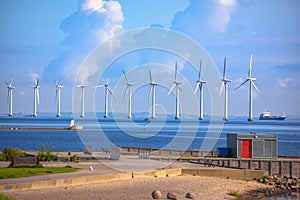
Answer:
xmin=151 ymin=190 xmax=162 ymax=199
xmin=186 ymin=192 xmax=196 ymax=199
xmin=167 ymin=192 xmax=178 ymax=200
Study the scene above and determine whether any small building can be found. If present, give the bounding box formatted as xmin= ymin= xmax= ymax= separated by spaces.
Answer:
xmin=227 ymin=133 xmax=278 ymax=159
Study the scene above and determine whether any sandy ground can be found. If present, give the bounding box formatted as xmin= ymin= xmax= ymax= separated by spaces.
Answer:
xmin=3 ymin=175 xmax=271 ymax=200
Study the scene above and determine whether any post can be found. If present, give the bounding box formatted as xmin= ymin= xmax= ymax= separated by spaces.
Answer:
xmin=248 ymin=160 xmax=252 ymax=169
xmin=268 ymin=161 xmax=272 ymax=176
xmin=289 ymin=161 xmax=293 ymax=177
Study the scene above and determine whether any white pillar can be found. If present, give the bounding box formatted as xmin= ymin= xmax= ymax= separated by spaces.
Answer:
xmin=104 ymin=86 xmax=109 ymax=118
xmin=151 ymin=86 xmax=156 ymax=119
xmin=128 ymin=86 xmax=132 ymax=118
xmin=80 ymin=87 xmax=85 ymax=118
xmin=199 ymin=85 xmax=204 ymax=120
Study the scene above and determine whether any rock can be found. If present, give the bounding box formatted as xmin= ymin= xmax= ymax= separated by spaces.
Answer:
xmin=186 ymin=192 xmax=196 ymax=199
xmin=167 ymin=192 xmax=178 ymax=200
xmin=151 ymin=190 xmax=162 ymax=199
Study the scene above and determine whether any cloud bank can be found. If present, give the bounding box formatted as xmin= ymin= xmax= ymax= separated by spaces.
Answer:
xmin=42 ymin=0 xmax=124 ymax=83
xmin=171 ymin=0 xmax=239 ymax=38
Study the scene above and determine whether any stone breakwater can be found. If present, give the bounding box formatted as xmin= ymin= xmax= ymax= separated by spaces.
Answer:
xmin=240 ymin=175 xmax=300 ymax=199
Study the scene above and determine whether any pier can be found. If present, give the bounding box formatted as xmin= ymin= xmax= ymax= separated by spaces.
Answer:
xmin=0 ymin=125 xmax=83 ymax=130
xmin=118 ymin=146 xmax=300 ymax=177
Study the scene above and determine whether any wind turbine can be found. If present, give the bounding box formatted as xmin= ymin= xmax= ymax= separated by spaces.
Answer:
xmin=31 ymin=79 xmax=40 ymax=117
xmin=168 ymin=62 xmax=182 ymax=120
xmin=219 ymin=57 xmax=232 ymax=121
xmin=54 ymin=79 xmax=63 ymax=117
xmin=94 ymin=79 xmax=114 ymax=118
xmin=148 ymin=70 xmax=157 ymax=119
xmin=76 ymin=82 xmax=87 ymax=118
xmin=122 ymin=70 xmax=134 ymax=119
xmin=235 ymin=54 xmax=260 ymax=121
xmin=5 ymin=79 xmax=15 ymax=116
xmin=194 ymin=60 xmax=206 ymax=120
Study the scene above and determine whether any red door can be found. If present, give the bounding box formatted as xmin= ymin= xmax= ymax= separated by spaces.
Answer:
xmin=241 ymin=140 xmax=252 ymax=158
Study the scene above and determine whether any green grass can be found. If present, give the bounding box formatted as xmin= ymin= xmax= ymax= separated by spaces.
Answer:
xmin=0 ymin=166 xmax=81 ymax=179
xmin=0 ymin=193 xmax=15 ymax=200
xmin=227 ymin=190 xmax=239 ymax=197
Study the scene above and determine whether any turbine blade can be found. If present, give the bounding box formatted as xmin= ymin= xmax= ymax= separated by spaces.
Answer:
xmin=34 ymin=79 xmax=37 ymax=86
xmin=108 ymin=88 xmax=116 ymax=100
xmin=5 ymin=82 xmax=9 ymax=87
xmin=179 ymin=86 xmax=182 ymax=92
xmin=106 ymin=78 xmax=110 ymax=85
xmin=58 ymin=77 xmax=62 ymax=85
xmin=123 ymin=86 xmax=128 ymax=102
xmin=235 ymin=79 xmax=248 ymax=90
xmin=37 ymin=78 xmax=39 ymax=86
xmin=149 ymin=70 xmax=153 ymax=83
xmin=223 ymin=57 xmax=226 ymax=80
xmin=248 ymin=54 xmax=253 ymax=78
xmin=194 ymin=82 xmax=200 ymax=94
xmin=218 ymin=83 xmax=225 ymax=97
xmin=168 ymin=84 xmax=176 ymax=95
xmin=93 ymin=85 xmax=104 ymax=88
xmin=252 ymin=81 xmax=260 ymax=93
xmin=148 ymin=85 xmax=153 ymax=103
xmin=122 ymin=69 xmax=129 ymax=84
xmin=9 ymin=78 xmax=13 ymax=86
xmin=53 ymin=78 xmax=57 ymax=86
xmin=198 ymin=59 xmax=202 ymax=81
xmin=175 ymin=62 xmax=177 ymax=81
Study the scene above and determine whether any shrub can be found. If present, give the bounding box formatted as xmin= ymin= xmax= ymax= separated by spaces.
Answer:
xmin=1 ymin=148 xmax=26 ymax=161
xmin=227 ymin=190 xmax=239 ymax=197
xmin=37 ymin=145 xmax=58 ymax=162
xmin=70 ymin=154 xmax=78 ymax=162
xmin=0 ymin=193 xmax=15 ymax=200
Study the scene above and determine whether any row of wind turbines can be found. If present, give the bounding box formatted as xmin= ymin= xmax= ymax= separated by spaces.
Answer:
xmin=4 ymin=54 xmax=259 ymax=121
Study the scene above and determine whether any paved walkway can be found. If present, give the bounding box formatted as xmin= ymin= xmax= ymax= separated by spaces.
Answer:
xmin=0 ymin=156 xmax=201 ymax=186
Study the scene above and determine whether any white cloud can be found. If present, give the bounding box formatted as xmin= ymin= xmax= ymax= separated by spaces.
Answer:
xmin=28 ymin=69 xmax=39 ymax=82
xmin=213 ymin=0 xmax=239 ymax=33
xmin=42 ymin=0 xmax=124 ymax=83
xmin=277 ymin=78 xmax=291 ymax=88
xmin=81 ymin=0 xmax=105 ymax=13
xmin=171 ymin=0 xmax=240 ymax=35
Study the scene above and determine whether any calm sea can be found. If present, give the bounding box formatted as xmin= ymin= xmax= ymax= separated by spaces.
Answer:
xmin=0 ymin=114 xmax=299 ymax=157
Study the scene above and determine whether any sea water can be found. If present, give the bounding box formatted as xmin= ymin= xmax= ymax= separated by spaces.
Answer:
xmin=0 ymin=115 xmax=299 ymax=157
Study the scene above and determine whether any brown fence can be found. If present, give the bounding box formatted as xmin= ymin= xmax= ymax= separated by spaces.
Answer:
xmin=11 ymin=156 xmax=40 ymax=166
xmin=179 ymin=158 xmax=300 ymax=177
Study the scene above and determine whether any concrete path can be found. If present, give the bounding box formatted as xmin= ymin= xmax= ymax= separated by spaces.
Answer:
xmin=0 ymin=156 xmax=200 ymax=186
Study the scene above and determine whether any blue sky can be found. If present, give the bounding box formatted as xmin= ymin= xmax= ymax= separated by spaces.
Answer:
xmin=0 ymin=0 xmax=299 ymax=118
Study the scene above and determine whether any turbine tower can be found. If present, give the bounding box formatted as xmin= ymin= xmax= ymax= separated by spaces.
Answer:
xmin=122 ymin=70 xmax=134 ymax=119
xmin=31 ymin=79 xmax=40 ymax=117
xmin=168 ymin=62 xmax=182 ymax=120
xmin=6 ymin=79 xmax=15 ymax=117
xmin=54 ymin=79 xmax=63 ymax=117
xmin=76 ymin=82 xmax=87 ymax=118
xmin=94 ymin=79 xmax=114 ymax=118
xmin=148 ymin=70 xmax=157 ymax=119
xmin=219 ymin=57 xmax=232 ymax=121
xmin=235 ymin=54 xmax=260 ymax=121
xmin=194 ymin=60 xmax=206 ymax=120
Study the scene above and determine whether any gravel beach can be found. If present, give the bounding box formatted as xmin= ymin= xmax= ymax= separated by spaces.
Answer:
xmin=4 ymin=175 xmax=271 ymax=200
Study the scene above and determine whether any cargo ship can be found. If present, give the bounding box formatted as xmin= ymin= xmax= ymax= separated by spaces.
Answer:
xmin=259 ymin=111 xmax=286 ymax=120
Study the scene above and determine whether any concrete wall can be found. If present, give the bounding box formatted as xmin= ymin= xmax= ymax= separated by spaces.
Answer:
xmin=0 ymin=168 xmax=264 ymax=192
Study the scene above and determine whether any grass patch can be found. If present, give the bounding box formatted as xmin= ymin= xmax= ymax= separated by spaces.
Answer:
xmin=0 ymin=166 xmax=81 ymax=179
xmin=227 ymin=190 xmax=239 ymax=197
xmin=0 ymin=193 xmax=15 ymax=200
